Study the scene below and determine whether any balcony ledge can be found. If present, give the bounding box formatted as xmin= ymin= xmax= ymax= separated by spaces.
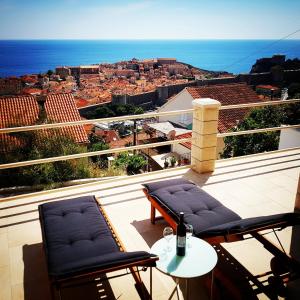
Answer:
xmin=0 ymin=148 xmax=299 ymax=300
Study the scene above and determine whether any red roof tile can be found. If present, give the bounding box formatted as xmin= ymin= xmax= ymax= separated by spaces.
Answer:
xmin=186 ymin=83 xmax=261 ymax=132
xmin=256 ymin=85 xmax=279 ymax=90
xmin=0 ymin=93 xmax=88 ymax=152
xmin=22 ymin=88 xmax=42 ymax=95
xmin=95 ymin=129 xmax=120 ymax=143
xmin=176 ymin=132 xmax=192 ymax=149
xmin=75 ymin=98 xmax=90 ymax=108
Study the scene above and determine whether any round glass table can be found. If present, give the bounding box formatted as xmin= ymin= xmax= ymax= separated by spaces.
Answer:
xmin=150 ymin=236 xmax=218 ymax=299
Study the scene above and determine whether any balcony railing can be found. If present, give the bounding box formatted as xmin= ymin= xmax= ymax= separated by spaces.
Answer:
xmin=1 ymin=98 xmax=300 ymax=201
xmin=218 ymin=98 xmax=300 ymax=138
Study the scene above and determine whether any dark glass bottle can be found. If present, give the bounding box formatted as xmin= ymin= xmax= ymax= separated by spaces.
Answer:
xmin=176 ymin=212 xmax=186 ymax=256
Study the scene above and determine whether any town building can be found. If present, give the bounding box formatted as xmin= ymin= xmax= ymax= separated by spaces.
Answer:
xmin=95 ymin=128 xmax=119 ymax=144
xmin=256 ymin=84 xmax=281 ymax=99
xmin=157 ymin=83 xmax=264 ymax=156
xmin=0 ymin=93 xmax=88 ymax=153
xmin=56 ymin=65 xmax=100 ymax=79
xmin=79 ymin=65 xmax=100 ymax=75
xmin=157 ymin=58 xmax=177 ymax=65
xmin=0 ymin=78 xmax=22 ymax=95
xmin=55 ymin=66 xmax=71 ymax=79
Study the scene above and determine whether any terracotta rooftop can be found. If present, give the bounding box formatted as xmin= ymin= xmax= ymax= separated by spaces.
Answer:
xmin=176 ymin=132 xmax=192 ymax=149
xmin=256 ymin=85 xmax=280 ymax=90
xmin=75 ymin=98 xmax=90 ymax=108
xmin=187 ymin=83 xmax=260 ymax=105
xmin=96 ymin=129 xmax=120 ymax=143
xmin=187 ymin=83 xmax=262 ymax=132
xmin=0 ymin=93 xmax=88 ymax=152
xmin=22 ymin=88 xmax=42 ymax=95
xmin=110 ymin=131 xmax=149 ymax=149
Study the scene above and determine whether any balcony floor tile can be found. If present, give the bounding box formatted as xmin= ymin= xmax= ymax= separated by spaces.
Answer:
xmin=0 ymin=148 xmax=299 ymax=299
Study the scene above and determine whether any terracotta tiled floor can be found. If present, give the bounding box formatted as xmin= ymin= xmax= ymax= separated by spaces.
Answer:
xmin=0 ymin=148 xmax=299 ymax=300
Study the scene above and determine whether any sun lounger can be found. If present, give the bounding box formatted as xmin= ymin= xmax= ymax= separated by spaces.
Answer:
xmin=143 ymin=178 xmax=300 ymax=299
xmin=39 ymin=195 xmax=158 ymax=300
xmin=143 ymin=178 xmax=299 ymax=243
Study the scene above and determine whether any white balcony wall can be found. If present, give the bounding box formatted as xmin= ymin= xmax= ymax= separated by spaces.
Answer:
xmin=279 ymin=127 xmax=300 ymax=150
xmin=158 ymin=89 xmax=194 ymax=125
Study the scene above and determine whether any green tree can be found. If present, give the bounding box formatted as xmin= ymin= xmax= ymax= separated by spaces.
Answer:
xmin=113 ymin=152 xmax=147 ymax=174
xmin=127 ymin=154 xmax=147 ymax=174
xmin=47 ymin=70 xmax=54 ymax=77
xmin=133 ymin=107 xmax=144 ymax=114
xmin=113 ymin=104 xmax=128 ymax=116
xmin=288 ymin=82 xmax=300 ymax=98
xmin=94 ymin=106 xmax=116 ymax=118
xmin=85 ymin=103 xmax=144 ymax=119
xmin=221 ymin=106 xmax=286 ymax=158
xmin=283 ymin=102 xmax=300 ymax=125
xmin=0 ymin=132 xmax=93 ymax=188
xmin=113 ymin=152 xmax=129 ymax=171
xmin=89 ymin=142 xmax=110 ymax=167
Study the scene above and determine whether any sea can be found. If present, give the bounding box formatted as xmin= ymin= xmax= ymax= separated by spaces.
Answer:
xmin=0 ymin=39 xmax=300 ymax=78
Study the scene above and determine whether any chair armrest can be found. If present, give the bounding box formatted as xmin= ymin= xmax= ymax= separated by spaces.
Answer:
xmin=51 ymin=251 xmax=158 ymax=280
xmin=197 ymin=213 xmax=300 ymax=239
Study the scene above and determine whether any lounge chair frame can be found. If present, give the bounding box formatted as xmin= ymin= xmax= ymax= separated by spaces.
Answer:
xmin=143 ymin=188 xmax=300 ymax=299
xmin=39 ymin=196 xmax=158 ymax=300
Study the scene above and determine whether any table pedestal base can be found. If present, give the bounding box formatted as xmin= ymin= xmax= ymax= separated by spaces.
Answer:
xmin=168 ymin=271 xmax=214 ymax=300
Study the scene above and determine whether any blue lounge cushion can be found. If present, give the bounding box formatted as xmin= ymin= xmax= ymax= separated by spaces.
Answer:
xmin=143 ymin=178 xmax=193 ymax=193
xmin=199 ymin=212 xmax=300 ymax=238
xmin=143 ymin=179 xmax=300 ymax=239
xmin=143 ymin=179 xmax=241 ymax=237
xmin=39 ymin=196 xmax=153 ymax=279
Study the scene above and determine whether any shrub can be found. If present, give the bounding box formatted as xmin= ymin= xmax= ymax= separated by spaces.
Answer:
xmin=0 ymin=132 xmax=92 ymax=188
xmin=113 ymin=152 xmax=147 ymax=175
xmin=221 ymin=106 xmax=286 ymax=158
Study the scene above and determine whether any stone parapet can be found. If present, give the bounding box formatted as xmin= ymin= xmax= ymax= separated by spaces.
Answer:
xmin=191 ymin=98 xmax=221 ymax=173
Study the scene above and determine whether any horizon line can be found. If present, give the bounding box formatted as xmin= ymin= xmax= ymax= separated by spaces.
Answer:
xmin=1 ymin=38 xmax=300 ymax=41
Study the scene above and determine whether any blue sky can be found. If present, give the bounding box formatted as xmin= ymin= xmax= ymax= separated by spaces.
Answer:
xmin=0 ymin=0 xmax=300 ymax=39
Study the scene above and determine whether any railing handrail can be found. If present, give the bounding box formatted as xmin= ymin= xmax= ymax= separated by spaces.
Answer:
xmin=0 ymin=97 xmax=299 ymax=171
xmin=217 ymin=124 xmax=300 ymax=138
xmin=0 ymin=109 xmax=194 ymax=134
xmin=0 ymin=164 xmax=192 ymax=202
xmin=0 ymin=137 xmax=192 ymax=170
xmin=1 ymin=98 xmax=299 ymax=134
xmin=220 ymin=98 xmax=300 ymax=110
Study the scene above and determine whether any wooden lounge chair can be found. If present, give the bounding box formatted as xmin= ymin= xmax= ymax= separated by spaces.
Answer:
xmin=39 ymin=196 xmax=158 ymax=300
xmin=143 ymin=178 xmax=300 ymax=299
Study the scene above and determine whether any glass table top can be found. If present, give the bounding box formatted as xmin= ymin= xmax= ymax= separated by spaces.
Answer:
xmin=150 ymin=236 xmax=218 ymax=279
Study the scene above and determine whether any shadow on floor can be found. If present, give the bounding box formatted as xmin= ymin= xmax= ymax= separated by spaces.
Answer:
xmin=22 ymin=243 xmax=51 ymax=300
xmin=22 ymin=243 xmax=116 ymax=300
xmin=131 ymin=218 xmax=168 ymax=248
xmin=131 ymin=218 xmax=261 ymax=300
